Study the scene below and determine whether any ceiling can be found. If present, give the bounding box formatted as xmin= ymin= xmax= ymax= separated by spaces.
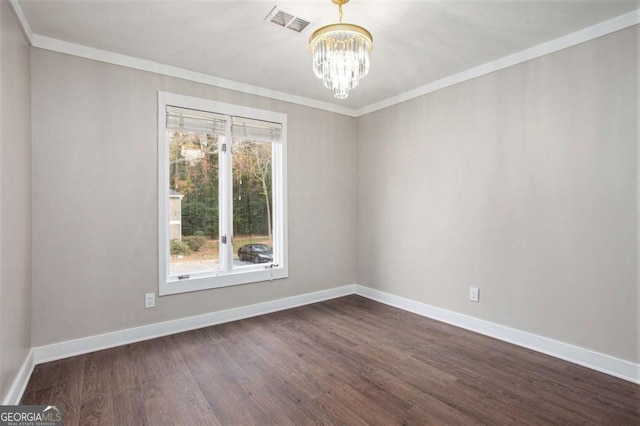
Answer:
xmin=16 ymin=0 xmax=640 ymax=111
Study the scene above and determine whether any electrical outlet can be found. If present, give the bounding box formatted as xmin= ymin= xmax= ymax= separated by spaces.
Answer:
xmin=469 ymin=287 xmax=479 ymax=302
xmin=145 ymin=292 xmax=156 ymax=308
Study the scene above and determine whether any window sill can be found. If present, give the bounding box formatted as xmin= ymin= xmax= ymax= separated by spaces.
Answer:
xmin=159 ymin=266 xmax=288 ymax=296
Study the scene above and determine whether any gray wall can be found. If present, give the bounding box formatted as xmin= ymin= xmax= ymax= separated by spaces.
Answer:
xmin=0 ymin=1 xmax=32 ymax=400
xmin=357 ymin=27 xmax=639 ymax=363
xmin=31 ymin=49 xmax=356 ymax=346
xmin=22 ymin=16 xmax=640 ymax=369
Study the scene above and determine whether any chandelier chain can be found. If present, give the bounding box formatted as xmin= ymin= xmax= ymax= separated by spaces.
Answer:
xmin=338 ymin=3 xmax=343 ymax=23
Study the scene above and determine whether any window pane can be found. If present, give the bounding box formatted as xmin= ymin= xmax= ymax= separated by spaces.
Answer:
xmin=168 ymin=130 xmax=221 ymax=276
xmin=232 ymin=138 xmax=274 ymax=267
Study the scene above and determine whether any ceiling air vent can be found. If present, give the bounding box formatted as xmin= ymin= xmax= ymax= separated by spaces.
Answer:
xmin=265 ymin=6 xmax=311 ymax=33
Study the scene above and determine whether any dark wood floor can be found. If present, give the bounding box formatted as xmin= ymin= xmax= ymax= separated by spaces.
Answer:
xmin=22 ymin=295 xmax=639 ymax=425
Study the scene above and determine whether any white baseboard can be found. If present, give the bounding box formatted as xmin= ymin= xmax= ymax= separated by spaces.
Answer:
xmin=2 ymin=349 xmax=35 ymax=405
xmin=9 ymin=282 xmax=637 ymax=405
xmin=354 ymin=285 xmax=640 ymax=385
xmin=32 ymin=284 xmax=356 ymax=365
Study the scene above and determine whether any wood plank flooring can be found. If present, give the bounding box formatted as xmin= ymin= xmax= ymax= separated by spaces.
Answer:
xmin=21 ymin=295 xmax=640 ymax=425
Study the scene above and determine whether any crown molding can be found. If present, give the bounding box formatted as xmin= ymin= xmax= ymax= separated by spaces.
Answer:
xmin=8 ymin=1 xmax=640 ymax=117
xmin=30 ymin=34 xmax=358 ymax=117
xmin=354 ymin=8 xmax=640 ymax=116
xmin=8 ymin=0 xmax=32 ymax=44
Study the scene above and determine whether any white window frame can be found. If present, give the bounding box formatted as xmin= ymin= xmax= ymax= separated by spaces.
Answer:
xmin=158 ymin=92 xmax=288 ymax=296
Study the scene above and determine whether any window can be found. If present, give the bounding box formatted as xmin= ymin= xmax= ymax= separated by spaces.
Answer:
xmin=158 ymin=92 xmax=287 ymax=295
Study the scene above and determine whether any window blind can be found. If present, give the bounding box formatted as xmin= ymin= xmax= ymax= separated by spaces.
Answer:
xmin=166 ymin=106 xmax=226 ymax=135
xmin=232 ymin=116 xmax=282 ymax=142
xmin=167 ymin=106 xmax=282 ymax=142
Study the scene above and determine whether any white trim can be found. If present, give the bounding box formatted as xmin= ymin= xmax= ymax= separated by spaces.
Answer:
xmin=220 ymin=115 xmax=233 ymax=273
xmin=11 ymin=7 xmax=637 ymax=117
xmin=30 ymin=34 xmax=356 ymax=117
xmin=32 ymin=285 xmax=355 ymax=364
xmin=7 ymin=0 xmax=33 ymax=45
xmin=161 ymin=268 xmax=289 ymax=296
xmin=2 ymin=350 xmax=35 ymax=405
xmin=157 ymin=92 xmax=289 ymax=296
xmin=355 ymin=9 xmax=640 ymax=116
xmin=13 ymin=284 xmax=638 ymax=394
xmin=158 ymin=92 xmax=170 ymax=293
xmin=354 ymin=285 xmax=640 ymax=385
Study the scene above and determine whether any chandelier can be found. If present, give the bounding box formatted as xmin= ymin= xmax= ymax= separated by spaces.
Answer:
xmin=309 ymin=0 xmax=373 ymax=99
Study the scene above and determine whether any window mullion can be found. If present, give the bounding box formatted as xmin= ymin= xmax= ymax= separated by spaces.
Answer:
xmin=272 ymin=142 xmax=282 ymax=266
xmin=219 ymin=116 xmax=234 ymax=273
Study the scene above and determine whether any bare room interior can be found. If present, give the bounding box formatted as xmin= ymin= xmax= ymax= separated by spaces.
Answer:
xmin=1 ymin=0 xmax=639 ymax=424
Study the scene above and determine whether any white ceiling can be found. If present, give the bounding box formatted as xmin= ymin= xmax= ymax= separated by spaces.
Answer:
xmin=16 ymin=0 xmax=640 ymax=111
